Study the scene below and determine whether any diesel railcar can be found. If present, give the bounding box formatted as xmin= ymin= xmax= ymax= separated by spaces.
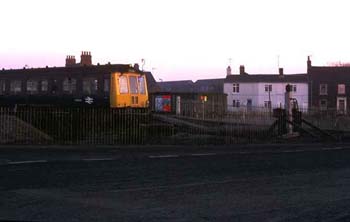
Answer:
xmin=0 ymin=64 xmax=148 ymax=108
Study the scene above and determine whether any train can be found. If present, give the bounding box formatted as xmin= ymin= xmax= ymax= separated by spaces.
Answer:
xmin=0 ymin=63 xmax=149 ymax=108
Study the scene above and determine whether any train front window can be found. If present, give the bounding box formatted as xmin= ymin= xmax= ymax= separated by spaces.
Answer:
xmin=129 ymin=76 xmax=138 ymax=94
xmin=119 ymin=76 xmax=128 ymax=94
xmin=138 ymin=76 xmax=146 ymax=94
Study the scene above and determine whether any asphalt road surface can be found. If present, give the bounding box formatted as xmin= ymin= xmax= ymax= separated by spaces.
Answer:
xmin=1 ymin=144 xmax=350 ymax=221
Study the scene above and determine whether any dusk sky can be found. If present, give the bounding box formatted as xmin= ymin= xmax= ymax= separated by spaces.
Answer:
xmin=1 ymin=0 xmax=350 ymax=81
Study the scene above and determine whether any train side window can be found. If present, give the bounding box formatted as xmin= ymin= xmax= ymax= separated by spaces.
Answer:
xmin=129 ymin=76 xmax=138 ymax=94
xmin=138 ymin=76 xmax=146 ymax=94
xmin=104 ymin=79 xmax=110 ymax=92
xmin=63 ymin=77 xmax=77 ymax=94
xmin=0 ymin=80 xmax=5 ymax=95
xmin=41 ymin=80 xmax=48 ymax=92
xmin=119 ymin=76 xmax=128 ymax=94
xmin=10 ymin=80 xmax=22 ymax=94
xmin=26 ymin=80 xmax=38 ymax=94
xmin=83 ymin=78 xmax=98 ymax=94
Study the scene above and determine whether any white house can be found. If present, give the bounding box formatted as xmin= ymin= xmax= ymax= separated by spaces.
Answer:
xmin=224 ymin=66 xmax=308 ymax=112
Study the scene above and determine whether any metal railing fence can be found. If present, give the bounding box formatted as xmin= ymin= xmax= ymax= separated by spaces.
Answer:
xmin=0 ymin=105 xmax=276 ymax=145
xmin=1 ymin=104 xmax=348 ymax=145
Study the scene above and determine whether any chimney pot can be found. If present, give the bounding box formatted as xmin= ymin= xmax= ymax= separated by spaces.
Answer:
xmin=80 ymin=51 xmax=92 ymax=66
xmin=226 ymin=66 xmax=232 ymax=76
xmin=307 ymin=56 xmax=312 ymax=69
xmin=279 ymin=68 xmax=284 ymax=75
xmin=65 ymin=54 xmax=77 ymax=67
xmin=239 ymin=65 xmax=245 ymax=75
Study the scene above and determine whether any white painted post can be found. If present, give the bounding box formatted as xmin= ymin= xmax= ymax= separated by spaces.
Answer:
xmin=176 ymin=96 xmax=181 ymax=116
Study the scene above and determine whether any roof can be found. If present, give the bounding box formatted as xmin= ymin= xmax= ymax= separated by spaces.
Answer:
xmin=225 ymin=74 xmax=308 ymax=83
xmin=194 ymin=78 xmax=224 ymax=93
xmin=155 ymin=78 xmax=226 ymax=94
xmin=308 ymin=66 xmax=350 ymax=82
xmin=157 ymin=80 xmax=195 ymax=93
xmin=309 ymin=66 xmax=350 ymax=74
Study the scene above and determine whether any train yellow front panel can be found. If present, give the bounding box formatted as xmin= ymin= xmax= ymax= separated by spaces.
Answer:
xmin=110 ymin=72 xmax=149 ymax=108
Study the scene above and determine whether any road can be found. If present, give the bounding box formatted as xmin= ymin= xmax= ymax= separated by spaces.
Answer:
xmin=1 ymin=144 xmax=350 ymax=221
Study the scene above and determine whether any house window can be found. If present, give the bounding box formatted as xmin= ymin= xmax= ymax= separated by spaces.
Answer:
xmin=83 ymin=78 xmax=98 ymax=94
xmin=0 ymin=80 xmax=5 ymax=95
xmin=26 ymin=80 xmax=38 ymax=94
xmin=10 ymin=80 xmax=22 ymax=94
xmin=320 ymin=84 xmax=328 ymax=95
xmin=232 ymin=100 xmax=240 ymax=107
xmin=41 ymin=80 xmax=48 ymax=92
xmin=320 ymin=99 xmax=327 ymax=110
xmin=338 ymin=84 xmax=345 ymax=94
xmin=265 ymin=84 xmax=272 ymax=92
xmin=264 ymin=101 xmax=272 ymax=108
xmin=104 ymin=79 xmax=110 ymax=92
xmin=63 ymin=78 xmax=77 ymax=94
xmin=233 ymin=83 xmax=239 ymax=93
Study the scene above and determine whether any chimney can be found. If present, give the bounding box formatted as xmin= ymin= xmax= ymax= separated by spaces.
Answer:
xmin=279 ymin=68 xmax=284 ymax=75
xmin=226 ymin=66 xmax=232 ymax=76
xmin=239 ymin=65 xmax=245 ymax=75
xmin=307 ymin=56 xmax=312 ymax=70
xmin=65 ymin=55 xmax=76 ymax=67
xmin=80 ymin=51 xmax=92 ymax=66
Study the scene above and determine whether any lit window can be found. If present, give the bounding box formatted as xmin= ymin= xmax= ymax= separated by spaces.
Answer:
xmin=10 ymin=80 xmax=21 ymax=94
xmin=338 ymin=84 xmax=345 ymax=94
xmin=26 ymin=80 xmax=38 ymax=94
xmin=320 ymin=84 xmax=328 ymax=95
xmin=0 ymin=80 xmax=5 ymax=95
xmin=233 ymin=83 xmax=239 ymax=93
xmin=119 ymin=76 xmax=128 ymax=94
xmin=265 ymin=84 xmax=272 ymax=92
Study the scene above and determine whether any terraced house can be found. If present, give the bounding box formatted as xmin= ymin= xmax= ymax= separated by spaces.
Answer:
xmin=224 ymin=65 xmax=308 ymax=112
xmin=308 ymin=57 xmax=350 ymax=114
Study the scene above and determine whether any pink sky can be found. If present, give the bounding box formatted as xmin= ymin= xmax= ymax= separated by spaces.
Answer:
xmin=1 ymin=0 xmax=350 ymax=81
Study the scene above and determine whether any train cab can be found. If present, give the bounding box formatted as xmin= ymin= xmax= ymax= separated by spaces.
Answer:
xmin=110 ymin=71 xmax=149 ymax=108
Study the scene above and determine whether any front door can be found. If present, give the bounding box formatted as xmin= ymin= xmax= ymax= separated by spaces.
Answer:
xmin=337 ymin=97 xmax=347 ymax=114
xmin=247 ymin=99 xmax=252 ymax=111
